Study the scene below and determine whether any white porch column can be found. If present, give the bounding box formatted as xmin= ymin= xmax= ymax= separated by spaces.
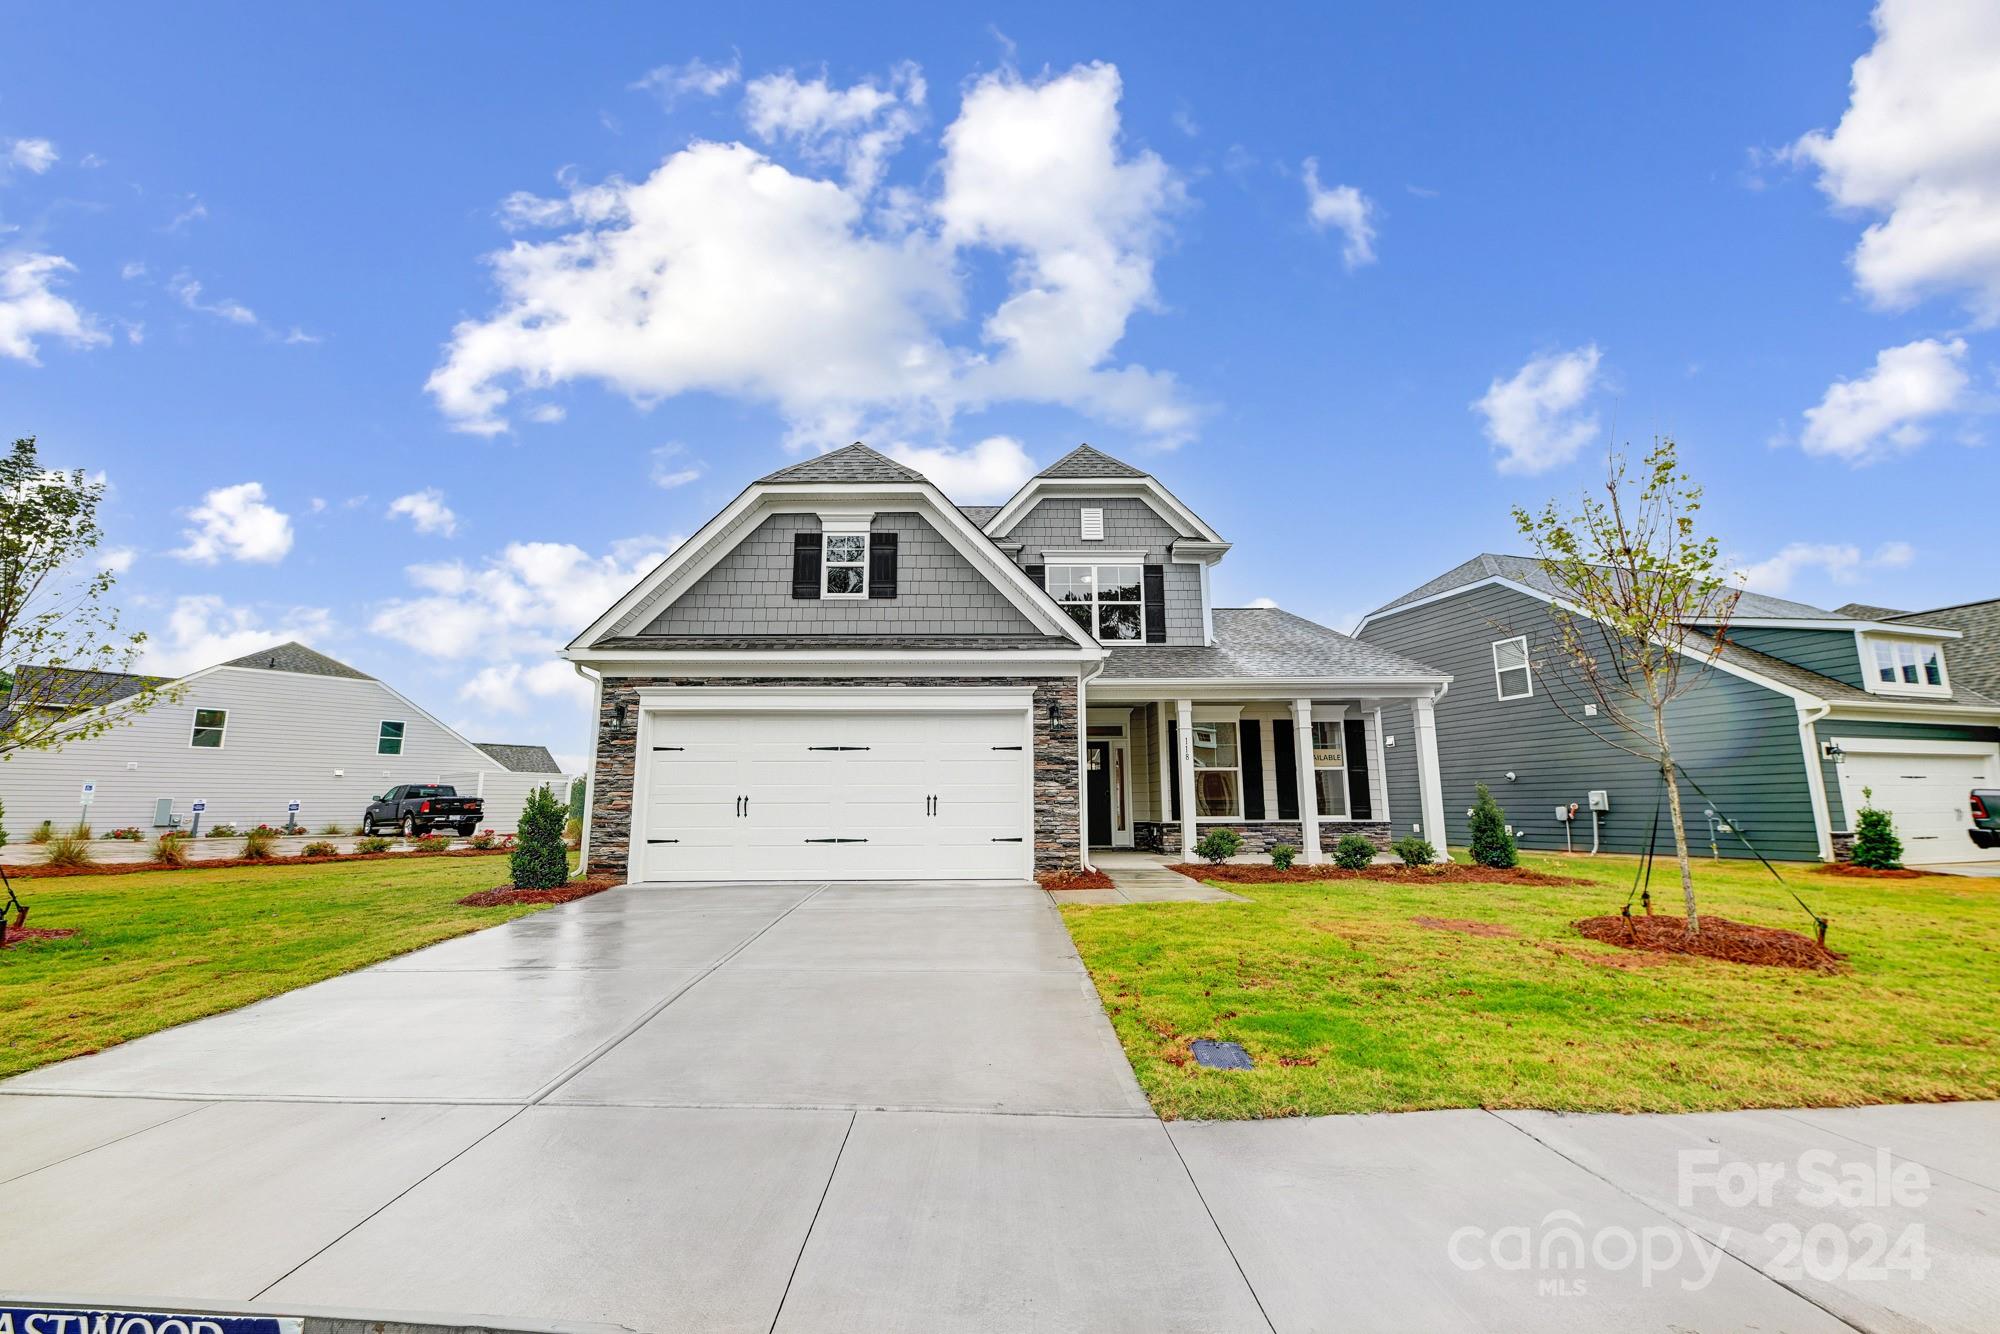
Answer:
xmin=1293 ymin=698 xmax=1323 ymax=864
xmin=1413 ymin=693 xmax=1449 ymax=862
xmin=1176 ymin=698 xmax=1197 ymax=862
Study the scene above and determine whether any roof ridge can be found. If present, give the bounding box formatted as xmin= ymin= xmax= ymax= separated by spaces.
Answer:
xmin=1035 ymin=443 xmax=1148 ymax=480
xmin=757 ymin=442 xmax=927 ymax=485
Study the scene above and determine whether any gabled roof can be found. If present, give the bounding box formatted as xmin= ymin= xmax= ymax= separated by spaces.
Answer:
xmin=1834 ymin=602 xmax=1909 ymax=620
xmin=757 ymin=442 xmax=926 ymax=486
xmin=1368 ymin=553 xmax=1850 ymax=623
xmin=7 ymin=666 xmax=167 ymax=711
xmin=1036 ymin=444 xmax=1148 ymax=480
xmin=957 ymin=504 xmax=1001 ymax=526
xmin=475 ymin=742 xmax=563 ymax=773
xmin=1096 ymin=607 xmax=1446 ymax=682
xmin=221 ymin=642 xmax=373 ymax=680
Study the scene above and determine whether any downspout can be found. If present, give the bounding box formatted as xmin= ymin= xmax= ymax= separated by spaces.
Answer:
xmin=572 ymin=661 xmax=603 ymax=870
xmin=1798 ymin=700 xmax=1835 ymax=862
xmin=1078 ymin=654 xmax=1108 ymax=873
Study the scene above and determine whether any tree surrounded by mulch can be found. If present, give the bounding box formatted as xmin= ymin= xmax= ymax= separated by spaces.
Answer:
xmin=509 ymin=784 xmax=569 ymax=890
xmin=1575 ymin=913 xmax=1843 ymax=973
xmin=1848 ymin=788 xmax=1905 ymax=871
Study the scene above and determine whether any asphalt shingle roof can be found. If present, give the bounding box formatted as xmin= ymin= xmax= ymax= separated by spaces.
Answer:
xmin=592 ymin=633 xmax=1072 ymax=652
xmin=1371 ymin=553 xmax=1848 ymax=622
xmin=6 ymin=666 xmax=167 ymax=710
xmin=1097 ymin=607 xmax=1446 ymax=681
xmin=1834 ymin=602 xmax=1909 ymax=620
xmin=758 ymin=443 xmax=927 ymax=486
xmin=957 ymin=504 xmax=1001 ymax=526
xmin=475 ymin=742 xmax=564 ymax=773
xmin=222 ymin=642 xmax=373 ymax=679
xmin=1035 ymin=444 xmax=1148 ymax=480
xmin=1887 ymin=597 xmax=2000 ymax=700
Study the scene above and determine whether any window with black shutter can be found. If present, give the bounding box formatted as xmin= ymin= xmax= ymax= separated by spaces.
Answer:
xmin=867 ymin=530 xmax=898 ymax=599
xmin=1239 ymin=719 xmax=1265 ymax=819
xmin=1344 ymin=718 xmax=1372 ymax=819
xmin=791 ymin=531 xmax=821 ymax=599
xmin=1143 ymin=565 xmax=1166 ymax=643
xmin=1271 ymin=720 xmax=1299 ymax=820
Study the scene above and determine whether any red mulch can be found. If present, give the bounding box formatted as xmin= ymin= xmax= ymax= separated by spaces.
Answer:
xmin=1170 ymin=862 xmax=1586 ymax=886
xmin=1039 ymin=869 xmax=1116 ymax=891
xmin=1821 ymin=862 xmax=1926 ymax=879
xmin=0 ymin=926 xmax=77 ymax=948
xmin=1574 ymin=913 xmax=1844 ymax=974
xmin=1412 ymin=915 xmax=1518 ymax=938
xmin=6 ymin=847 xmax=513 ymax=878
xmin=458 ymin=880 xmax=617 ymax=907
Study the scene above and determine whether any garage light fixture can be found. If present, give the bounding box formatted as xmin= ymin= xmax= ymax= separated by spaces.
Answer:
xmin=1047 ymin=699 xmax=1064 ymax=729
xmin=1822 ymin=740 xmax=1845 ymax=763
xmin=614 ymin=701 xmax=629 ymax=730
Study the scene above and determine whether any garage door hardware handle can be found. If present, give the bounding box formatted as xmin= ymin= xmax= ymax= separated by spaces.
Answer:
xmin=991 ymin=837 xmax=1022 ymax=843
xmin=803 ymin=837 xmax=868 ymax=843
xmin=647 ymin=838 xmax=679 ymax=844
xmin=991 ymin=745 xmax=1023 ymax=751
xmin=653 ymin=745 xmax=685 ymax=751
xmin=808 ymin=745 xmax=871 ymax=751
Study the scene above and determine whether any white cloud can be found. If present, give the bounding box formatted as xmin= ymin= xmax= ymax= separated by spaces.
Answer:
xmin=648 ymin=443 xmax=704 ymax=489
xmin=459 ymin=658 xmax=589 ymax=713
xmin=883 ymin=435 xmax=1034 ymax=501
xmin=138 ymin=595 xmax=335 ymax=676
xmin=744 ymin=62 xmax=924 ymax=194
xmin=172 ymin=482 xmax=294 ymax=564
xmin=1248 ymin=596 xmax=1278 ymax=609
xmin=1800 ymin=337 xmax=1968 ymax=461
xmin=387 ymin=488 xmax=459 ymax=536
xmin=1734 ymin=540 xmax=1915 ymax=594
xmin=1789 ymin=1 xmax=2000 ymax=323
xmin=0 ymin=253 xmax=106 ymax=363
xmin=168 ymin=272 xmax=257 ymax=326
xmin=120 ymin=261 xmax=147 ymax=280
xmin=165 ymin=198 xmax=208 ymax=233
xmin=526 ymin=403 xmax=566 ymax=424
xmin=1302 ymin=158 xmax=1377 ymax=268
xmin=6 ymin=138 xmax=57 ymax=173
xmin=1473 ymin=344 xmax=1604 ymax=474
xmin=632 ymin=55 xmax=742 ymax=107
xmin=97 ymin=546 xmax=136 ymax=575
xmin=430 ymin=60 xmax=1194 ymax=449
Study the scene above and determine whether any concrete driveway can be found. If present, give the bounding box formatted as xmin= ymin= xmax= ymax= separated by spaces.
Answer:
xmin=2 ymin=880 xmax=1994 ymax=1332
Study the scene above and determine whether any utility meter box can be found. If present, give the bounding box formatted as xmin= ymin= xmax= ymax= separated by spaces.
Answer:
xmin=1587 ymin=789 xmax=1611 ymax=812
xmin=1554 ymin=805 xmax=1572 ymax=822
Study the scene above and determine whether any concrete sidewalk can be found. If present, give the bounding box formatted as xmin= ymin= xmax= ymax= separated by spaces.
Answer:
xmin=3 ymin=880 xmax=1994 ymax=1331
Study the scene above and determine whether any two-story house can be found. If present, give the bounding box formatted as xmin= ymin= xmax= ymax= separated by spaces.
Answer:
xmin=566 ymin=444 xmax=1453 ymax=882
xmin=1356 ymin=555 xmax=2000 ymax=867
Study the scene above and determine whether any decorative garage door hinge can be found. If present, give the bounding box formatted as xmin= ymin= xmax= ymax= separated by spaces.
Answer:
xmin=807 ymin=745 xmax=870 ymax=751
xmin=803 ymin=837 xmax=869 ymax=843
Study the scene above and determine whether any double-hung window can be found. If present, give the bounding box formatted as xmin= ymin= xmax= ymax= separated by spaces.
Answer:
xmin=1492 ymin=636 xmax=1532 ymax=700
xmin=1191 ymin=722 xmax=1240 ymax=817
xmin=190 ymin=708 xmax=227 ymax=749
xmin=1870 ymin=638 xmax=1946 ymax=692
xmin=1049 ymin=564 xmax=1143 ymax=641
xmin=822 ymin=533 xmax=868 ymax=597
xmin=377 ymin=721 xmax=406 ymax=756
xmin=1311 ymin=720 xmax=1349 ymax=819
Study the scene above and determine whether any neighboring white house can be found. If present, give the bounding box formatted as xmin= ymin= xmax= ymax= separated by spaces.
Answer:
xmin=0 ymin=642 xmax=570 ymax=835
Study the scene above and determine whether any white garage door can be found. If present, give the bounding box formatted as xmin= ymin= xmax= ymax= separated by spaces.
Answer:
xmin=1841 ymin=748 xmax=2000 ymax=865
xmin=636 ymin=708 xmax=1031 ymax=882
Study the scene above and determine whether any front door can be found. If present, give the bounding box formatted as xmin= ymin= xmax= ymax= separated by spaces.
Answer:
xmin=1086 ymin=741 xmax=1113 ymax=847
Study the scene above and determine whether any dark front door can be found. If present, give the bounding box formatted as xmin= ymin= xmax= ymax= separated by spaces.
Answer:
xmin=1086 ymin=741 xmax=1112 ymax=846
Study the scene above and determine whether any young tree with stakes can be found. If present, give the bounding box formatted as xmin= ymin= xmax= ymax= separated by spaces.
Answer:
xmin=0 ymin=437 xmax=171 ymax=757
xmin=1512 ymin=439 xmax=1741 ymax=936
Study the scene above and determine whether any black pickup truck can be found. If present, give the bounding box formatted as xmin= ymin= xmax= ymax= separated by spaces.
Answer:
xmin=1971 ymin=789 xmax=2000 ymax=850
xmin=362 ymin=784 xmax=483 ymax=837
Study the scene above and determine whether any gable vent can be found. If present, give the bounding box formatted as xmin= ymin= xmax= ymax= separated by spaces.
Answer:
xmin=1080 ymin=507 xmax=1104 ymax=541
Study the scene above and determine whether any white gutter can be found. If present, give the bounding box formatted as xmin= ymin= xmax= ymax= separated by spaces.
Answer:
xmin=1797 ymin=700 xmax=1836 ymax=861
xmin=572 ymin=661 xmax=603 ymax=869
xmin=1077 ymin=654 xmax=1109 ymax=874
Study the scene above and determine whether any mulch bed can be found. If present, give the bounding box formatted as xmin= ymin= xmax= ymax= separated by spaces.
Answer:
xmin=0 ymin=926 xmax=78 ymax=949
xmin=1039 ymin=869 xmax=1116 ymax=891
xmin=1413 ymin=915 xmax=1518 ymax=938
xmin=1171 ymin=862 xmax=1586 ymax=886
xmin=1574 ymin=913 xmax=1845 ymax=974
xmin=1821 ymin=862 xmax=1927 ymax=879
xmin=458 ymin=880 xmax=617 ymax=907
xmin=5 ymin=847 xmax=514 ymax=879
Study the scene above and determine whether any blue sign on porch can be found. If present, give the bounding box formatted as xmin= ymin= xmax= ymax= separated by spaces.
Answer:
xmin=0 ymin=1311 xmax=300 ymax=1334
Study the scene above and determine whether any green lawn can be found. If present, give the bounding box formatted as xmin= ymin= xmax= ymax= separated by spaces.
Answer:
xmin=0 ymin=856 xmax=547 ymax=1079
xmin=1060 ymin=852 xmax=2000 ymax=1120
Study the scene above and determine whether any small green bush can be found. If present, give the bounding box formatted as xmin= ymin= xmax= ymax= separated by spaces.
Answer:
xmin=356 ymin=835 xmax=393 ymax=854
xmin=300 ymin=840 xmax=339 ymax=858
xmin=511 ymin=784 xmax=570 ymax=890
xmin=1269 ymin=842 xmax=1297 ymax=870
xmin=206 ymin=823 xmax=239 ymax=838
xmin=71 ymin=821 xmax=92 ymax=840
xmin=1849 ymin=787 xmax=1904 ymax=870
xmin=43 ymin=833 xmax=94 ymax=868
xmin=410 ymin=832 xmax=452 ymax=854
xmin=1332 ymin=833 xmax=1376 ymax=870
xmin=106 ymin=826 xmax=145 ymax=840
xmin=468 ymin=829 xmax=497 ymax=850
xmin=1193 ymin=827 xmax=1243 ymax=864
xmin=30 ymin=819 xmax=53 ymax=844
xmin=153 ymin=833 xmax=190 ymax=867
xmin=1391 ymin=835 xmax=1437 ymax=866
xmin=564 ymin=815 xmax=583 ymax=848
xmin=1468 ymin=784 xmax=1518 ymax=868
xmin=317 ymin=822 xmax=346 ymax=836
xmin=240 ymin=826 xmax=278 ymax=860
xmin=349 ymin=824 xmax=369 ymax=836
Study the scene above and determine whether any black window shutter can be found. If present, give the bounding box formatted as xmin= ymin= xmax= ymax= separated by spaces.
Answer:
xmin=1025 ymin=563 xmax=1045 ymax=591
xmin=1239 ymin=719 xmax=1265 ymax=820
xmin=1143 ymin=565 xmax=1166 ymax=643
xmin=1166 ymin=719 xmax=1180 ymax=822
xmin=791 ymin=532 xmax=822 ymax=599
xmin=867 ymin=531 xmax=898 ymax=599
xmin=1271 ymin=720 xmax=1299 ymax=821
xmin=1344 ymin=718 xmax=1372 ymax=819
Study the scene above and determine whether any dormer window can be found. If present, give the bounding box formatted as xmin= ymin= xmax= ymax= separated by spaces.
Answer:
xmin=1866 ymin=636 xmax=1948 ymax=695
xmin=822 ymin=533 xmax=868 ymax=598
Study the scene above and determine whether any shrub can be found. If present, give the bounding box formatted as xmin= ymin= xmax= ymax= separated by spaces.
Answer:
xmin=300 ymin=840 xmax=339 ymax=858
xmin=510 ymin=784 xmax=569 ymax=890
xmin=1391 ymin=834 xmax=1437 ymax=866
xmin=1332 ymin=833 xmax=1377 ymax=870
xmin=30 ymin=819 xmax=53 ymax=844
xmin=356 ymin=835 xmax=393 ymax=854
xmin=1849 ymin=786 xmax=1904 ymax=870
xmin=240 ymin=826 xmax=279 ymax=860
xmin=153 ymin=833 xmax=190 ymax=867
xmin=318 ymin=822 xmax=347 ymax=836
xmin=71 ymin=821 xmax=92 ymax=840
xmin=106 ymin=826 xmax=145 ymax=841
xmin=43 ymin=833 xmax=95 ymax=868
xmin=0 ymin=798 xmax=6 ymax=850
xmin=410 ymin=832 xmax=452 ymax=854
xmin=1193 ymin=827 xmax=1243 ymax=864
xmin=468 ymin=829 xmax=497 ymax=850
xmin=349 ymin=824 xmax=368 ymax=836
xmin=1269 ymin=842 xmax=1297 ymax=870
xmin=1467 ymin=784 xmax=1518 ymax=868
xmin=206 ymin=823 xmax=239 ymax=839
xmin=564 ymin=816 xmax=583 ymax=848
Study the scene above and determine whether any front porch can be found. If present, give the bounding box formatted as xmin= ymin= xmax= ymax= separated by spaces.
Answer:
xmin=1078 ymin=686 xmax=1450 ymax=865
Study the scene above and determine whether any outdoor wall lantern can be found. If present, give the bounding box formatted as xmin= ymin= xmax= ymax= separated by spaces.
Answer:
xmin=1822 ymin=740 xmax=1845 ymax=763
xmin=1047 ymin=699 xmax=1064 ymax=729
xmin=614 ymin=701 xmax=629 ymax=730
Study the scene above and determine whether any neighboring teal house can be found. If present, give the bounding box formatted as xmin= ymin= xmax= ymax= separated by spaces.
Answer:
xmin=1355 ymin=555 xmax=2000 ymax=867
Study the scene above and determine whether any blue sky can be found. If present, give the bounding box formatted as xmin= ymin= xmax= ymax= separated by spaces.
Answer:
xmin=3 ymin=2 xmax=1994 ymax=768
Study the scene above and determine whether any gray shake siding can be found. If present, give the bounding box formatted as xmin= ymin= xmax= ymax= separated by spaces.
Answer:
xmin=1361 ymin=583 xmax=1824 ymax=861
xmin=1728 ymin=628 xmax=1865 ymax=690
xmin=643 ymin=512 xmax=1040 ymax=638
xmin=998 ymin=497 xmax=1204 ymax=644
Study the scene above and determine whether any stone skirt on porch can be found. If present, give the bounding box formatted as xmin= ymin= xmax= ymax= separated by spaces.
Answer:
xmin=1134 ymin=821 xmax=1393 ymax=856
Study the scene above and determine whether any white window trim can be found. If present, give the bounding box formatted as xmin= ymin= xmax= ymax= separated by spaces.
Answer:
xmin=1049 ymin=562 xmax=1145 ymax=644
xmin=821 ymin=531 xmax=869 ymax=599
xmin=190 ymin=707 xmax=228 ymax=750
xmin=1311 ymin=718 xmax=1350 ymax=820
xmin=1492 ymin=636 xmax=1533 ymax=701
xmin=377 ymin=719 xmax=406 ymax=756
xmin=1860 ymin=634 xmax=1951 ymax=697
xmin=1189 ymin=719 xmax=1243 ymax=820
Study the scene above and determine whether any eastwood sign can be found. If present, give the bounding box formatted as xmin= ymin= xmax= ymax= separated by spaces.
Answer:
xmin=0 ymin=1311 xmax=300 ymax=1334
